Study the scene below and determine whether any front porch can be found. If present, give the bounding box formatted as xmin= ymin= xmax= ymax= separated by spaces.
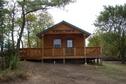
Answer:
xmin=20 ymin=47 xmax=101 ymax=61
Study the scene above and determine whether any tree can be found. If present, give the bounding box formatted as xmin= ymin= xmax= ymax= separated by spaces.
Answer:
xmin=88 ymin=31 xmax=119 ymax=58
xmin=24 ymin=12 xmax=54 ymax=48
xmin=0 ymin=0 xmax=17 ymax=70
xmin=10 ymin=1 xmax=16 ymax=50
xmin=0 ymin=0 xmax=10 ymax=52
xmin=94 ymin=5 xmax=126 ymax=63
xmin=0 ymin=0 xmax=75 ymax=70
xmin=88 ymin=33 xmax=101 ymax=47
xmin=0 ymin=0 xmax=5 ymax=53
xmin=16 ymin=0 xmax=75 ymax=52
xmin=25 ymin=13 xmax=37 ymax=48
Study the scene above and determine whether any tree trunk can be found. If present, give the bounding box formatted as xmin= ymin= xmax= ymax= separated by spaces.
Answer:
xmin=21 ymin=39 xmax=24 ymax=48
xmin=0 ymin=36 xmax=4 ymax=53
xmin=0 ymin=23 xmax=4 ymax=53
xmin=11 ymin=9 xmax=15 ymax=50
xmin=27 ymin=21 xmax=31 ymax=48
xmin=27 ymin=30 xmax=31 ymax=48
xmin=16 ymin=0 xmax=25 ymax=54
xmin=36 ymin=38 xmax=39 ymax=48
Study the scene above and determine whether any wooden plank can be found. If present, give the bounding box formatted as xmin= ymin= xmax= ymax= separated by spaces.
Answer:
xmin=74 ymin=48 xmax=76 ymax=56
xmin=63 ymin=48 xmax=65 ymax=56
xmin=65 ymin=48 xmax=74 ymax=56
xmin=52 ymin=48 xmax=54 ymax=56
xmin=76 ymin=48 xmax=84 ymax=56
xmin=45 ymin=24 xmax=81 ymax=34
xmin=85 ymin=47 xmax=101 ymax=57
xmin=19 ymin=47 xmax=101 ymax=60
xmin=53 ymin=48 xmax=63 ymax=56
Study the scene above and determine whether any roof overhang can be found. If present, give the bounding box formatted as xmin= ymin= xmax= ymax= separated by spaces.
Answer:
xmin=37 ymin=21 xmax=91 ymax=38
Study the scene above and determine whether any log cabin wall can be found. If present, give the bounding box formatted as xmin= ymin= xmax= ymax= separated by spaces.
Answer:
xmin=41 ymin=22 xmax=87 ymax=48
xmin=38 ymin=21 xmax=88 ymax=57
xmin=43 ymin=34 xmax=85 ymax=48
xmin=44 ymin=23 xmax=82 ymax=34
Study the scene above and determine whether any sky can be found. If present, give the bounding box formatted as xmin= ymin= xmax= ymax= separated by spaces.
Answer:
xmin=48 ymin=0 xmax=126 ymax=34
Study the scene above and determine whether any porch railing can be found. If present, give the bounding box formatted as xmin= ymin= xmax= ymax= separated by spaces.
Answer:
xmin=20 ymin=47 xmax=101 ymax=60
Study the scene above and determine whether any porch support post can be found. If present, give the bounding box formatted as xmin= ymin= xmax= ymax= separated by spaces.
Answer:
xmin=63 ymin=59 xmax=65 ymax=64
xmin=84 ymin=47 xmax=87 ymax=64
xmin=95 ymin=59 xmax=97 ymax=64
xmin=98 ymin=58 xmax=101 ymax=64
xmin=63 ymin=48 xmax=66 ymax=64
xmin=54 ymin=60 xmax=56 ymax=64
xmin=83 ymin=34 xmax=87 ymax=64
xmin=41 ymin=34 xmax=44 ymax=63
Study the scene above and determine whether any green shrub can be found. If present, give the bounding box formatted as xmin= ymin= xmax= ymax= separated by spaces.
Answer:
xmin=0 ymin=49 xmax=19 ymax=70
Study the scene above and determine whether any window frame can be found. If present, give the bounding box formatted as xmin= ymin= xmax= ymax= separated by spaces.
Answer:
xmin=66 ymin=39 xmax=74 ymax=48
xmin=53 ymin=38 xmax=61 ymax=48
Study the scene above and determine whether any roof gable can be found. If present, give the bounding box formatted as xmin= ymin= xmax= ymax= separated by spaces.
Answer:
xmin=37 ymin=21 xmax=91 ymax=38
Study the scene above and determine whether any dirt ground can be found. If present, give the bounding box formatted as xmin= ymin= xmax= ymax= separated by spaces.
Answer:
xmin=0 ymin=61 xmax=126 ymax=84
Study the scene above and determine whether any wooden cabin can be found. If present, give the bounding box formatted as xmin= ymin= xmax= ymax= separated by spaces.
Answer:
xmin=20 ymin=21 xmax=101 ymax=64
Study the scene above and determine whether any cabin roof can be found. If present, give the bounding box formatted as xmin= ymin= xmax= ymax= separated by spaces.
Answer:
xmin=37 ymin=21 xmax=91 ymax=38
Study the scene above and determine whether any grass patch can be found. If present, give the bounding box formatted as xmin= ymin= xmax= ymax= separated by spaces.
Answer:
xmin=99 ymin=61 xmax=126 ymax=80
xmin=0 ymin=67 xmax=31 ymax=82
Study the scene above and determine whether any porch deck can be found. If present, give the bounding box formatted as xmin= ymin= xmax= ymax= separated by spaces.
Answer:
xmin=20 ymin=47 xmax=101 ymax=60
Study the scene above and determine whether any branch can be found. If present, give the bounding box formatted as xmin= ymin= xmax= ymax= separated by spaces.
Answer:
xmin=25 ymin=7 xmax=47 ymax=15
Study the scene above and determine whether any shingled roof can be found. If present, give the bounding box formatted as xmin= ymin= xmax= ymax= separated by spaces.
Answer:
xmin=37 ymin=21 xmax=91 ymax=38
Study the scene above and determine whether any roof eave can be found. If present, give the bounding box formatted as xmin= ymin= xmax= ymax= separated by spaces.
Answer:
xmin=37 ymin=21 xmax=91 ymax=38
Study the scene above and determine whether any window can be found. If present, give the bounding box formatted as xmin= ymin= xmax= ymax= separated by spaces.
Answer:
xmin=67 ymin=39 xmax=73 ymax=48
xmin=53 ymin=39 xmax=61 ymax=48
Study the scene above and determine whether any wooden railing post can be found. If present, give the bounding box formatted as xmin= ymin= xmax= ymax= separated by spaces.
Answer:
xmin=74 ymin=48 xmax=76 ymax=56
xmin=41 ymin=34 xmax=44 ymax=62
xmin=63 ymin=48 xmax=65 ymax=56
xmin=52 ymin=48 xmax=54 ymax=56
xmin=63 ymin=48 xmax=66 ymax=64
xmin=84 ymin=47 xmax=87 ymax=64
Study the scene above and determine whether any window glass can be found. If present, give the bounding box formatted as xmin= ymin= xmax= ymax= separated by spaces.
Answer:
xmin=54 ymin=39 xmax=61 ymax=48
xmin=67 ymin=40 xmax=73 ymax=48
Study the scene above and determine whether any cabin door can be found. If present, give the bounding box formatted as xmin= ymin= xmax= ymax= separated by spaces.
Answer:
xmin=65 ymin=39 xmax=74 ymax=56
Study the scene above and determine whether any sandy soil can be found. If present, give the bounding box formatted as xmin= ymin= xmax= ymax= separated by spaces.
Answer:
xmin=0 ymin=61 xmax=126 ymax=84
